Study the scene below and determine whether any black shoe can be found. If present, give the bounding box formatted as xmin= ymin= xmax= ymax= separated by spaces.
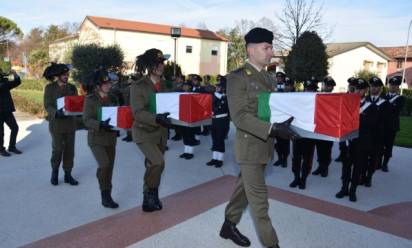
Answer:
xmin=273 ymin=159 xmax=282 ymax=167
xmin=335 ymin=188 xmax=349 ymax=198
xmin=101 ymin=190 xmax=119 ymax=208
xmin=171 ymin=135 xmax=182 ymax=141
xmin=219 ymin=219 xmax=251 ymax=247
xmin=206 ymin=159 xmax=218 ymax=166
xmin=0 ymin=149 xmax=11 ymax=157
xmin=349 ymin=191 xmax=357 ymax=202
xmin=8 ymin=147 xmax=22 ymax=154
xmin=289 ymin=177 xmax=300 ymax=188
xmin=298 ymin=178 xmax=307 ymax=190
xmin=153 ymin=188 xmax=163 ymax=210
xmin=214 ymin=161 xmax=223 ymax=168
xmin=179 ymin=153 xmax=194 ymax=159
xmin=281 ymin=159 xmax=288 ymax=168
xmin=364 ymin=178 xmax=372 ymax=187
xmin=335 ymin=155 xmax=342 ymax=162
xmin=64 ymin=172 xmax=79 ymax=185
xmin=142 ymin=190 xmax=162 ymax=212
xmin=382 ymin=165 xmax=389 ymax=172
xmin=312 ymin=167 xmax=322 ymax=175
xmin=321 ymin=168 xmax=328 ymax=177
xmin=122 ymin=136 xmax=133 ymax=142
xmin=51 ymin=169 xmax=59 ymax=185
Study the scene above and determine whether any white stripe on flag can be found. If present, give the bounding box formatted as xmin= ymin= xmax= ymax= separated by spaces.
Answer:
xmin=101 ymin=107 xmax=118 ymax=127
xmin=57 ymin=97 xmax=64 ymax=110
xmin=155 ymin=92 xmax=185 ymax=120
xmin=269 ymin=92 xmax=316 ymax=132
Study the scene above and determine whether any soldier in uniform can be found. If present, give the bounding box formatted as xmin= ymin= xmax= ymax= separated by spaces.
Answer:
xmin=43 ymin=63 xmax=79 ymax=186
xmin=206 ymin=76 xmax=230 ymax=168
xmin=275 ymin=71 xmax=286 ymax=92
xmin=336 ymin=78 xmax=377 ymax=201
xmin=0 ymin=69 xmax=22 ymax=157
xmin=289 ymin=77 xmax=318 ymax=190
xmin=379 ymin=75 xmax=405 ymax=172
xmin=219 ymin=27 xmax=298 ymax=248
xmin=335 ymin=77 xmax=358 ymax=162
xmin=83 ymin=69 xmax=119 ymax=208
xmin=203 ymin=74 xmax=216 ymax=93
xmin=273 ymin=76 xmax=294 ymax=168
xmin=130 ymin=48 xmax=171 ymax=212
xmin=312 ymin=76 xmax=336 ymax=177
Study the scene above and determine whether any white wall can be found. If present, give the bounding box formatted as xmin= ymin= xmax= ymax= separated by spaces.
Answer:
xmin=328 ymin=46 xmax=388 ymax=92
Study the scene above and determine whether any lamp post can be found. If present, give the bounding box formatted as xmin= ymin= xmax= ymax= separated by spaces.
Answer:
xmin=401 ymin=19 xmax=412 ymax=94
xmin=170 ymin=27 xmax=181 ymax=77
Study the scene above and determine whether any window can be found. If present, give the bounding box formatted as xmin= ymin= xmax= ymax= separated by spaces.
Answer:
xmin=397 ymin=59 xmax=404 ymax=69
xmin=186 ymin=46 xmax=192 ymax=53
xmin=363 ymin=60 xmax=373 ymax=70
xmin=211 ymin=47 xmax=218 ymax=56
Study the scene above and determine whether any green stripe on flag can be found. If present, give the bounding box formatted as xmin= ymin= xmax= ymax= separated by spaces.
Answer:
xmin=258 ymin=92 xmax=271 ymax=122
xmin=97 ymin=107 xmax=102 ymax=121
xmin=149 ymin=93 xmax=157 ymax=113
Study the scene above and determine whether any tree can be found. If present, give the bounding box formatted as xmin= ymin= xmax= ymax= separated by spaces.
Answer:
xmin=276 ymin=0 xmax=330 ymax=48
xmin=354 ymin=69 xmax=379 ymax=82
xmin=164 ymin=61 xmax=182 ymax=81
xmin=28 ymin=48 xmax=48 ymax=78
xmin=71 ymin=44 xmax=124 ymax=86
xmin=285 ymin=31 xmax=328 ymax=82
xmin=0 ymin=16 xmax=23 ymax=55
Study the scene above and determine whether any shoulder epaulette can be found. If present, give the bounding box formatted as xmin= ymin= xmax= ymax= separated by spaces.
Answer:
xmin=231 ymin=67 xmax=245 ymax=75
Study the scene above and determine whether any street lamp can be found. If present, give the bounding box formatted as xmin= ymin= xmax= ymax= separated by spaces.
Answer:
xmin=170 ymin=27 xmax=181 ymax=77
xmin=401 ymin=19 xmax=412 ymax=94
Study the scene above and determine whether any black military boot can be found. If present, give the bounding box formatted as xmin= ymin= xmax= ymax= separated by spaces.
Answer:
xmin=349 ymin=185 xmax=357 ymax=202
xmin=335 ymin=183 xmax=349 ymax=198
xmin=214 ymin=160 xmax=223 ymax=168
xmin=335 ymin=153 xmax=343 ymax=162
xmin=8 ymin=147 xmax=22 ymax=154
xmin=101 ymin=190 xmax=119 ymax=208
xmin=299 ymin=176 xmax=307 ymax=190
xmin=364 ymin=176 xmax=372 ymax=187
xmin=142 ymin=190 xmax=162 ymax=212
xmin=64 ymin=171 xmax=79 ymax=185
xmin=281 ymin=158 xmax=288 ymax=168
xmin=321 ymin=167 xmax=329 ymax=177
xmin=153 ymin=188 xmax=163 ymax=210
xmin=273 ymin=158 xmax=282 ymax=167
xmin=312 ymin=166 xmax=322 ymax=175
xmin=219 ymin=219 xmax=251 ymax=247
xmin=289 ymin=175 xmax=300 ymax=188
xmin=206 ymin=159 xmax=218 ymax=166
xmin=50 ymin=169 xmax=59 ymax=185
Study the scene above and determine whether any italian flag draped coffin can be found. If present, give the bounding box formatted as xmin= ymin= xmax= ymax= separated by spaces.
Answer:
xmin=57 ymin=96 xmax=85 ymax=115
xmin=258 ymin=92 xmax=360 ymax=141
xmin=99 ymin=106 xmax=134 ymax=129
xmin=150 ymin=92 xmax=212 ymax=126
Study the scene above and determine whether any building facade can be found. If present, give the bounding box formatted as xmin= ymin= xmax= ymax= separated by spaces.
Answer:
xmin=379 ymin=46 xmax=412 ymax=88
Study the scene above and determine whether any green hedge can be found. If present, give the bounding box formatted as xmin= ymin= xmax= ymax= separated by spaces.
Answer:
xmin=402 ymin=88 xmax=412 ymax=98
xmin=11 ymin=92 xmax=46 ymax=118
xmin=19 ymin=79 xmax=48 ymax=91
xmin=395 ymin=116 xmax=412 ymax=148
xmin=402 ymin=97 xmax=412 ymax=116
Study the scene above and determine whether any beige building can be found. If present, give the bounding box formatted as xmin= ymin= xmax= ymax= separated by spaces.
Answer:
xmin=49 ymin=16 xmax=228 ymax=76
xmin=273 ymin=42 xmax=391 ymax=92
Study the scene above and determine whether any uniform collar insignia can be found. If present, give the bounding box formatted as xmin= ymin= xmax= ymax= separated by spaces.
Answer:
xmin=245 ymin=68 xmax=252 ymax=76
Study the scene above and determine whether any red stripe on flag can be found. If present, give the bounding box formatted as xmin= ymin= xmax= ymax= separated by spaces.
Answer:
xmin=117 ymin=106 xmax=134 ymax=129
xmin=314 ymin=93 xmax=360 ymax=138
xmin=179 ymin=94 xmax=212 ymax=123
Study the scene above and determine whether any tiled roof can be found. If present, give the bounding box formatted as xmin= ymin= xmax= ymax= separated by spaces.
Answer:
xmin=86 ymin=16 xmax=227 ymax=42
xmin=379 ymin=46 xmax=412 ymax=59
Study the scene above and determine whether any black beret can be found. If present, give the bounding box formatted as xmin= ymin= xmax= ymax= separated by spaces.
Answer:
xmin=356 ymin=78 xmax=369 ymax=89
xmin=369 ymin=76 xmax=383 ymax=87
xmin=388 ymin=75 xmax=403 ymax=86
xmin=347 ymin=77 xmax=358 ymax=86
xmin=244 ymin=27 xmax=274 ymax=45
xmin=276 ymin=71 xmax=285 ymax=78
xmin=323 ymin=76 xmax=336 ymax=86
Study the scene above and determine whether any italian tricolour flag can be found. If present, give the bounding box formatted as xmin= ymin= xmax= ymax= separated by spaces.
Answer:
xmin=99 ymin=106 xmax=133 ymax=129
xmin=258 ymin=92 xmax=360 ymax=140
xmin=150 ymin=92 xmax=212 ymax=124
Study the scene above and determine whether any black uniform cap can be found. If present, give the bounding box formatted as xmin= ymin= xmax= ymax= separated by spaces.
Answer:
xmin=323 ymin=76 xmax=336 ymax=86
xmin=303 ymin=76 xmax=319 ymax=90
xmin=347 ymin=77 xmax=358 ymax=86
xmin=276 ymin=71 xmax=285 ymax=78
xmin=388 ymin=75 xmax=403 ymax=86
xmin=191 ymin=74 xmax=202 ymax=82
xmin=216 ymin=76 xmax=227 ymax=88
xmin=244 ymin=27 xmax=274 ymax=45
xmin=356 ymin=78 xmax=369 ymax=89
xmin=369 ymin=76 xmax=383 ymax=87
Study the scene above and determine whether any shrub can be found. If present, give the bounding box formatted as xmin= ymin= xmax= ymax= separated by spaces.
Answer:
xmin=11 ymin=92 xmax=46 ymax=118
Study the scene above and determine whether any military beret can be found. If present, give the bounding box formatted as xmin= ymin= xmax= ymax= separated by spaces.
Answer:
xmin=93 ymin=69 xmax=111 ymax=86
xmin=369 ymin=76 xmax=383 ymax=87
xmin=276 ymin=71 xmax=285 ymax=78
xmin=388 ymin=75 xmax=403 ymax=86
xmin=43 ymin=63 xmax=70 ymax=81
xmin=244 ymin=27 xmax=274 ymax=45
xmin=356 ymin=78 xmax=369 ymax=89
xmin=323 ymin=76 xmax=336 ymax=86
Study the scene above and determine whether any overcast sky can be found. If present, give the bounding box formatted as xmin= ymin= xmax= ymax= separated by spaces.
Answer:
xmin=1 ymin=0 xmax=412 ymax=47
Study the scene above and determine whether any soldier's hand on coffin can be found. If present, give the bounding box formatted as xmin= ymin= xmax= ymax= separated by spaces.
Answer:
xmin=100 ymin=118 xmax=114 ymax=131
xmin=155 ymin=112 xmax=171 ymax=128
xmin=269 ymin=117 xmax=300 ymax=140
xmin=55 ymin=108 xmax=67 ymax=119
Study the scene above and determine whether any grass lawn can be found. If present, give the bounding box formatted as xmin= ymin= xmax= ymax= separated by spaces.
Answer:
xmin=395 ymin=116 xmax=412 ymax=148
xmin=12 ymin=89 xmax=43 ymax=104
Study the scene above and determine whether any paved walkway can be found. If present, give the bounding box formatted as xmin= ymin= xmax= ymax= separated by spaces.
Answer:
xmin=1 ymin=113 xmax=411 ymax=248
